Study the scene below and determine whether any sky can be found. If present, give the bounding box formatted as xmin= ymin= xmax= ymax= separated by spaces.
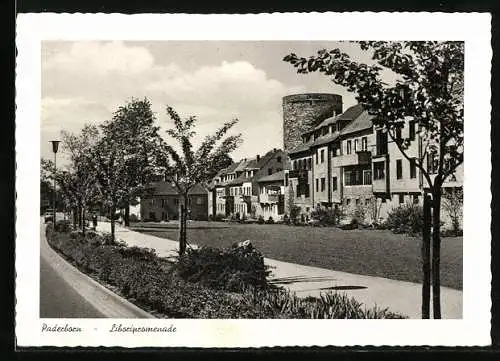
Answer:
xmin=41 ymin=41 xmax=395 ymax=164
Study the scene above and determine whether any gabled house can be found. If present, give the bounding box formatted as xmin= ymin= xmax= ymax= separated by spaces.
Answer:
xmin=141 ymin=182 xmax=208 ymax=221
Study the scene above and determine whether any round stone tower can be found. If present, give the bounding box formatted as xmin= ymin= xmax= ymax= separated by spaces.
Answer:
xmin=282 ymin=93 xmax=343 ymax=152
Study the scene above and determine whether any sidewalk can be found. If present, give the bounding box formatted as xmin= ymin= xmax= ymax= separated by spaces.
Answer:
xmin=96 ymin=222 xmax=463 ymax=319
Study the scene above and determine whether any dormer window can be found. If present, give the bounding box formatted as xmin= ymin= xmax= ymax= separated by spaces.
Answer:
xmin=322 ymin=127 xmax=328 ymax=136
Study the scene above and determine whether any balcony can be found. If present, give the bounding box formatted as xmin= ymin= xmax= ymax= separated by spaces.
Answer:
xmin=332 ymin=151 xmax=371 ymax=167
xmin=259 ymin=193 xmax=280 ymax=204
xmin=372 ymin=178 xmax=388 ymax=193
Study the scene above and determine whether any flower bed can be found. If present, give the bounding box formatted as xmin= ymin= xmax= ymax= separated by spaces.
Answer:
xmin=46 ymin=228 xmax=406 ymax=319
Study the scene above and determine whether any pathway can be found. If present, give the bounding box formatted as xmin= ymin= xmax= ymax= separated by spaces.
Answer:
xmin=96 ymin=222 xmax=463 ymax=319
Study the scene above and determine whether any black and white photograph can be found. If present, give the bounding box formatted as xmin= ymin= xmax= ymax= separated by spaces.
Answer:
xmin=16 ymin=13 xmax=491 ymax=347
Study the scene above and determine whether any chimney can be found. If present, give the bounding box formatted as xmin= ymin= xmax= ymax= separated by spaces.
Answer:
xmin=256 ymin=154 xmax=260 ymax=161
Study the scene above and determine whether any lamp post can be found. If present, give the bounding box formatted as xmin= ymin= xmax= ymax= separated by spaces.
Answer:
xmin=50 ymin=140 xmax=60 ymax=224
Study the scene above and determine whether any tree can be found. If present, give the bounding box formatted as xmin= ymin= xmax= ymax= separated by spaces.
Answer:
xmin=59 ymin=125 xmax=102 ymax=233
xmin=91 ymin=98 xmax=166 ymax=241
xmin=284 ymin=41 xmax=464 ymax=319
xmin=161 ymin=106 xmax=242 ymax=255
xmin=99 ymin=98 xmax=167 ymax=227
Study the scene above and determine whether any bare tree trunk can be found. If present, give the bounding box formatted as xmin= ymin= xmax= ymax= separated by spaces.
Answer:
xmin=422 ymin=194 xmax=432 ymax=319
xmin=124 ymin=204 xmax=130 ymax=227
xmin=110 ymin=203 xmax=116 ymax=243
xmin=78 ymin=205 xmax=83 ymax=229
xmin=82 ymin=207 xmax=86 ymax=236
xmin=72 ymin=207 xmax=78 ymax=230
xmin=432 ymin=191 xmax=442 ymax=319
xmin=179 ymin=194 xmax=188 ymax=255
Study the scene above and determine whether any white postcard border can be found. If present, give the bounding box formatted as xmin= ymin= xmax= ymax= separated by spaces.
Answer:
xmin=15 ymin=12 xmax=492 ymax=347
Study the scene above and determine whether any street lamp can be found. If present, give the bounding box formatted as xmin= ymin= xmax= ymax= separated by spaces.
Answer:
xmin=50 ymin=140 xmax=60 ymax=224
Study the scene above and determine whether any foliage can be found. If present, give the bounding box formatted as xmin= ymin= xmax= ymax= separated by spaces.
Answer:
xmin=257 ymin=215 xmax=265 ymax=224
xmin=284 ymin=41 xmax=464 ymax=318
xmin=239 ymin=288 xmax=407 ymax=319
xmin=55 ymin=219 xmax=72 ymax=233
xmin=310 ymin=207 xmax=342 ymax=226
xmin=129 ymin=214 xmax=139 ymax=223
xmin=442 ymin=188 xmax=463 ymax=236
xmin=160 ymin=106 xmax=242 ymax=255
xmin=212 ymin=213 xmax=225 ymax=222
xmin=174 ymin=242 xmax=271 ymax=292
xmin=47 ymin=232 xmax=406 ymax=319
xmin=386 ymin=203 xmax=424 ymax=235
xmin=265 ymin=216 xmax=275 ymax=224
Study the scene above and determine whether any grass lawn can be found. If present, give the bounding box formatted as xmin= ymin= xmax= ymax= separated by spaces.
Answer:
xmin=131 ymin=221 xmax=463 ymax=290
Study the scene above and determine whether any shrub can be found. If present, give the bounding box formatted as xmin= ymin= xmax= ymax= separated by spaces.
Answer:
xmin=55 ymin=219 xmax=72 ymax=233
xmin=386 ymin=203 xmax=424 ymax=235
xmin=290 ymin=206 xmax=301 ymax=225
xmin=174 ymin=242 xmax=272 ymax=292
xmin=129 ymin=214 xmax=139 ymax=223
xmin=283 ymin=214 xmax=290 ymax=225
xmin=213 ymin=213 xmax=225 ymax=222
xmin=47 ymin=232 xmax=406 ymax=319
xmin=240 ymin=213 xmax=247 ymax=223
xmin=310 ymin=207 xmax=342 ymax=226
xmin=257 ymin=215 xmax=265 ymax=224
xmin=265 ymin=216 xmax=275 ymax=224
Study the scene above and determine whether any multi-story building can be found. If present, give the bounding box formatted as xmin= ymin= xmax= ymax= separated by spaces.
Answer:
xmin=256 ymin=170 xmax=286 ymax=221
xmin=285 ymin=98 xmax=463 ymax=224
xmin=208 ymin=148 xmax=285 ymax=219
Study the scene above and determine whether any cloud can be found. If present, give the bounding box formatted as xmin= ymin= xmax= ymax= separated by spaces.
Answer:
xmin=41 ymin=41 xmax=305 ymax=162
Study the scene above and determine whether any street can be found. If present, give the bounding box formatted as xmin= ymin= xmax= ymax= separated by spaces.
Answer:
xmin=39 ymin=221 xmax=154 ymax=319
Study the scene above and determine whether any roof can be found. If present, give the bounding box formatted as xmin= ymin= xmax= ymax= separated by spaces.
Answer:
xmin=339 ymin=110 xmax=375 ymax=136
xmin=257 ymin=170 xmax=285 ymax=183
xmin=310 ymin=132 xmax=341 ymax=148
xmin=146 ymin=182 xmax=207 ymax=196
xmin=288 ymin=142 xmax=311 ymax=155
xmin=305 ymin=104 xmax=365 ymax=134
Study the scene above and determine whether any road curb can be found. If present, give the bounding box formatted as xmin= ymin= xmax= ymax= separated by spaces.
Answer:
xmin=41 ymin=225 xmax=156 ymax=319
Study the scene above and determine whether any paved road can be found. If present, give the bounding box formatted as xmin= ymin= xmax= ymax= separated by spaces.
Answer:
xmin=40 ymin=221 xmax=154 ymax=319
xmin=40 ymin=254 xmax=105 ymax=318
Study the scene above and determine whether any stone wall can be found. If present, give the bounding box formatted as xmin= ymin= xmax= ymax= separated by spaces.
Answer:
xmin=282 ymin=93 xmax=343 ymax=152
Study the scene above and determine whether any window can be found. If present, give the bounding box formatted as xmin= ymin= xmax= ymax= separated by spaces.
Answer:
xmin=315 ymin=150 xmax=318 ymax=164
xmin=344 ymin=171 xmax=352 ymax=186
xmin=374 ymin=161 xmax=385 ymax=180
xmin=399 ymin=193 xmax=404 ymax=204
xmin=346 ymin=140 xmax=352 ymax=154
xmin=361 ymin=137 xmax=367 ymax=151
xmin=354 ymin=139 xmax=359 ymax=152
xmin=410 ymin=158 xmax=417 ymax=179
xmin=161 ymin=199 xmax=165 ymax=208
xmin=376 ymin=130 xmax=388 ymax=155
xmin=356 ymin=198 xmax=360 ymax=206
xmin=320 ymin=149 xmax=325 ymax=163
xmin=150 ymin=198 xmax=155 ymax=206
xmin=322 ymin=127 xmax=328 ymax=136
xmin=320 ymin=177 xmax=325 ymax=192
xmin=174 ymin=198 xmax=179 ymax=206
xmin=332 ymin=176 xmax=338 ymax=191
xmin=293 ymin=160 xmax=297 ymax=170
xmin=268 ymin=168 xmax=273 ymax=175
xmin=346 ymin=198 xmax=351 ymax=206
xmin=277 ymin=156 xmax=282 ymax=163
xmin=316 ymin=178 xmax=319 ymax=192
xmin=413 ymin=194 xmax=419 ymax=204
xmin=363 ymin=170 xmax=372 ymax=185
xmin=285 ymin=172 xmax=289 ymax=187
xmin=307 ymin=158 xmax=312 ymax=170
xmin=396 ymin=159 xmax=403 ymax=179
xmin=409 ymin=121 xmax=416 ymax=140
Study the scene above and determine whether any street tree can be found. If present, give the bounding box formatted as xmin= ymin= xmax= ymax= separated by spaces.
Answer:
xmin=161 ymin=106 xmax=242 ymax=255
xmin=91 ymin=98 xmax=166 ymax=240
xmin=59 ymin=125 xmax=102 ymax=233
xmin=284 ymin=41 xmax=464 ymax=319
